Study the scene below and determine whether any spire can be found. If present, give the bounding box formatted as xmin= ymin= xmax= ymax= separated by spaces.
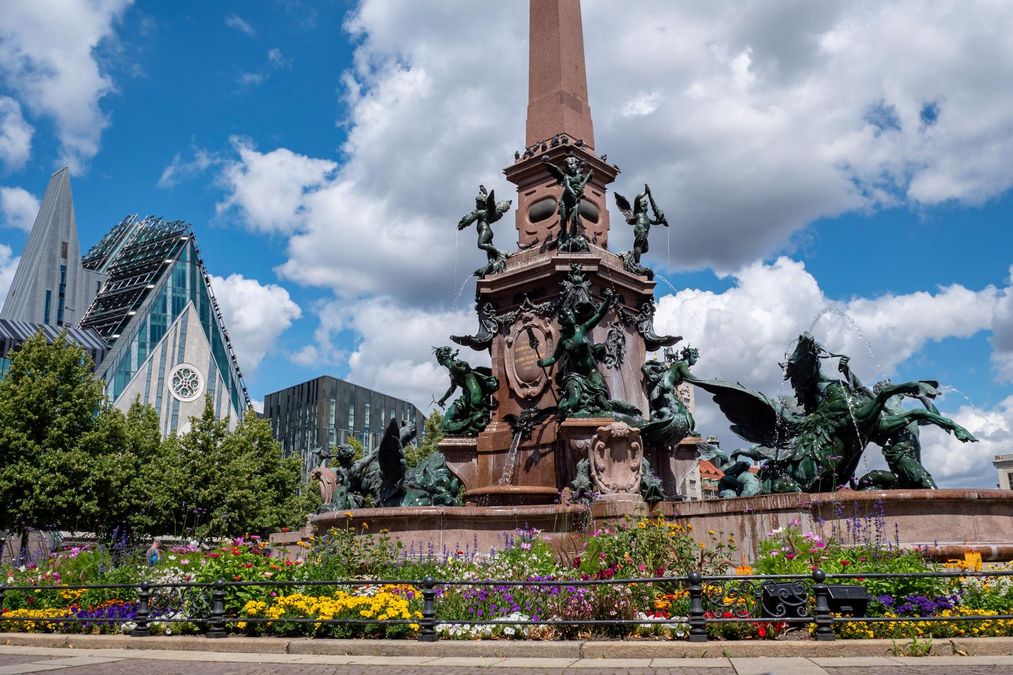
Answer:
xmin=0 ymin=167 xmax=92 ymax=326
xmin=525 ymin=0 xmax=595 ymax=149
xmin=506 ymin=0 xmax=616 ymax=250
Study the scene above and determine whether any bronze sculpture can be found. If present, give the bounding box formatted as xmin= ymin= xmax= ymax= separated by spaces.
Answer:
xmin=688 ymin=333 xmax=977 ymax=493
xmin=639 ymin=346 xmax=698 ymax=449
xmin=543 ymin=155 xmax=593 ymax=251
xmin=615 ymin=184 xmax=668 ymax=278
xmin=435 ymin=346 xmax=499 ymax=436
xmin=458 ymin=185 xmax=512 ymax=278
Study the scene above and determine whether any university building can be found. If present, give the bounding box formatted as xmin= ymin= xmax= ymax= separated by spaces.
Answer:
xmin=264 ymin=375 xmax=425 ymax=479
xmin=0 ymin=168 xmax=248 ymax=435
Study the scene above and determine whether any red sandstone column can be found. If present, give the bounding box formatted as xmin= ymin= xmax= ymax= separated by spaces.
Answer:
xmin=508 ymin=0 xmax=617 ymax=250
xmin=526 ymin=0 xmax=595 ymax=150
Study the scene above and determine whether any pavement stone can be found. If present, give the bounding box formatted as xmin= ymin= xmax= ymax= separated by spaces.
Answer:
xmin=570 ymin=658 xmax=657 ymax=668
xmin=425 ymin=657 xmax=506 ymax=667
xmin=729 ymin=656 xmax=829 ymax=674
xmin=494 ymin=657 xmax=580 ymax=668
xmin=649 ymin=659 xmax=735 ymax=668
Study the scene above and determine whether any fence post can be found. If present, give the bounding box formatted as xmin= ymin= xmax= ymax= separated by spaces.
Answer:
xmin=418 ymin=577 xmax=438 ymax=642
xmin=812 ymin=568 xmax=835 ymax=641
xmin=131 ymin=582 xmax=151 ymax=637
xmin=688 ymin=571 xmax=708 ymax=642
xmin=206 ymin=579 xmax=227 ymax=638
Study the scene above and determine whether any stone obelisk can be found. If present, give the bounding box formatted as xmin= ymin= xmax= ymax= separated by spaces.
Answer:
xmin=506 ymin=0 xmax=617 ymax=250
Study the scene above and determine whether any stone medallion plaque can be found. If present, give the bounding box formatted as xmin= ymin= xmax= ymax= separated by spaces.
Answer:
xmin=504 ymin=312 xmax=555 ymax=399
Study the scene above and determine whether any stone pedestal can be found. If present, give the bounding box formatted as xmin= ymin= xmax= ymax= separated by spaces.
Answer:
xmin=647 ymin=437 xmax=704 ymax=500
xmin=461 ymin=248 xmax=655 ymax=506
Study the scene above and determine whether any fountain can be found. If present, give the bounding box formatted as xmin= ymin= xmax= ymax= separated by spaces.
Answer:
xmin=273 ymin=0 xmax=1013 ymax=561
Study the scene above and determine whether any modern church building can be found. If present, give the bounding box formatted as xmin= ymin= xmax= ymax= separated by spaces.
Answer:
xmin=0 ymin=167 xmax=249 ymax=435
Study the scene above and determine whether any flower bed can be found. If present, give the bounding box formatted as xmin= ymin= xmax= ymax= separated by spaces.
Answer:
xmin=2 ymin=515 xmax=1011 ymax=641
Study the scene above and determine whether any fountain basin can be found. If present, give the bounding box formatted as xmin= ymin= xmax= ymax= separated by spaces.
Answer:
xmin=270 ymin=488 xmax=1013 ymax=562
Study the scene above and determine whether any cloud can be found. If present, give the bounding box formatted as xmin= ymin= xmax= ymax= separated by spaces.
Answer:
xmin=208 ymin=273 xmax=302 ymax=374
xmin=0 ymin=244 xmax=20 ymax=302
xmin=0 ymin=186 xmax=39 ymax=231
xmin=293 ymin=296 xmax=481 ymax=413
xmin=224 ymin=13 xmax=256 ymax=37
xmin=216 ymin=138 xmax=337 ymax=233
xmin=236 ymin=48 xmax=291 ymax=88
xmin=216 ymin=0 xmax=1013 ymax=308
xmin=0 ymin=97 xmax=32 ymax=169
xmin=157 ymin=146 xmax=218 ymax=189
xmin=0 ymin=0 xmax=132 ymax=172
xmin=920 ymin=396 xmax=1013 ymax=488
xmin=991 ymin=267 xmax=1013 ymax=381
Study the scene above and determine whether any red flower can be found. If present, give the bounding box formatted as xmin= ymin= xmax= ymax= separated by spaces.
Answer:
xmin=243 ymin=563 xmax=253 ymax=569
xmin=233 ymin=575 xmax=242 ymax=581
xmin=840 ymin=560 xmax=852 ymax=566
xmin=208 ymin=552 xmax=220 ymax=558
xmin=757 ymin=625 xmax=767 ymax=638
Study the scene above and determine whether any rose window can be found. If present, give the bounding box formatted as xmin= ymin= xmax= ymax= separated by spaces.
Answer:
xmin=169 ymin=364 xmax=204 ymax=402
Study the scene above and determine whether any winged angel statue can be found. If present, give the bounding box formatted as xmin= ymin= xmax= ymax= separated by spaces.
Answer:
xmin=458 ymin=185 xmax=512 ymax=278
xmin=687 ymin=333 xmax=976 ymax=493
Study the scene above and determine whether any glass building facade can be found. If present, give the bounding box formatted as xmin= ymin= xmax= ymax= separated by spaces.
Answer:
xmin=264 ymin=376 xmax=425 ymax=479
xmin=80 ymin=216 xmax=247 ymax=417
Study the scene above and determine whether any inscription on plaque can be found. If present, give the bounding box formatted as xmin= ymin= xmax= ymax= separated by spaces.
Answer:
xmin=504 ymin=315 xmax=555 ymax=399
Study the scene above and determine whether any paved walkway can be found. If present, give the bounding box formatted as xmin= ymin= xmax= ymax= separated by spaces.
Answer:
xmin=2 ymin=647 xmax=1013 ymax=674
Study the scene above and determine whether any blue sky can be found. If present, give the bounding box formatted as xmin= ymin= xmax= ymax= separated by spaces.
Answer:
xmin=1 ymin=1 xmax=1012 ymax=487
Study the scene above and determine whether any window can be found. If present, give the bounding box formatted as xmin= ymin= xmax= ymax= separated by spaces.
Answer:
xmin=44 ymin=290 xmax=52 ymax=324
xmin=61 ymin=241 xmax=68 ymax=259
xmin=364 ymin=401 xmax=371 ymax=430
xmin=348 ymin=400 xmax=355 ymax=431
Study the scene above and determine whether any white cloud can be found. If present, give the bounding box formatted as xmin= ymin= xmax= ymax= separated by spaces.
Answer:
xmin=224 ymin=13 xmax=256 ymax=37
xmin=157 ymin=146 xmax=218 ymax=189
xmin=236 ymin=48 xmax=291 ymax=88
xmin=0 ymin=243 xmax=20 ymax=302
xmin=293 ymin=297 xmax=481 ymax=413
xmin=208 ymin=273 xmax=302 ymax=374
xmin=920 ymin=397 xmax=1013 ymax=488
xmin=0 ymin=97 xmax=32 ymax=169
xmin=0 ymin=0 xmax=132 ymax=172
xmin=217 ymin=0 xmax=1013 ymax=306
xmin=0 ymin=186 xmax=39 ymax=231
xmin=216 ymin=138 xmax=337 ymax=233
xmin=991 ymin=267 xmax=1013 ymax=382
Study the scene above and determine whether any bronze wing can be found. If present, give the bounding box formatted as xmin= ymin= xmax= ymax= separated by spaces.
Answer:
xmin=689 ymin=378 xmax=798 ymax=450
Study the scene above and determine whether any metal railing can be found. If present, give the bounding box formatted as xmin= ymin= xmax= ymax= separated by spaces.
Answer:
xmin=0 ymin=568 xmax=1010 ymax=642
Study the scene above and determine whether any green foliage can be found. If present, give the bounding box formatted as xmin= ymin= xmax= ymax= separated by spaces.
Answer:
xmin=405 ymin=411 xmax=442 ymax=469
xmin=301 ymin=525 xmax=404 ymax=580
xmin=0 ymin=333 xmax=115 ymax=536
xmin=578 ymin=517 xmax=734 ymax=579
xmin=755 ymin=522 xmax=947 ymax=601
xmin=159 ymin=400 xmax=316 ymax=541
xmin=346 ymin=436 xmax=364 ymax=461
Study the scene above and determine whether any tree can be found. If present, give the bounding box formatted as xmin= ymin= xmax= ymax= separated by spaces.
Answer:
xmin=0 ymin=333 xmax=140 ymax=555
xmin=161 ymin=398 xmax=316 ymax=541
xmin=405 ymin=411 xmax=443 ymax=468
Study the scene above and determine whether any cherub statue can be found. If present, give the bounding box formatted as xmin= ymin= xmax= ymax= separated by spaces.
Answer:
xmin=458 ymin=185 xmax=512 ymax=278
xmin=543 ymin=155 xmax=593 ymax=251
xmin=615 ymin=184 xmax=668 ymax=279
xmin=434 ymin=346 xmax=499 ymax=436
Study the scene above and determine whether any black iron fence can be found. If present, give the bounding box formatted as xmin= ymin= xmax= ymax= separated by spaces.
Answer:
xmin=1 ymin=568 xmax=1011 ymax=642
